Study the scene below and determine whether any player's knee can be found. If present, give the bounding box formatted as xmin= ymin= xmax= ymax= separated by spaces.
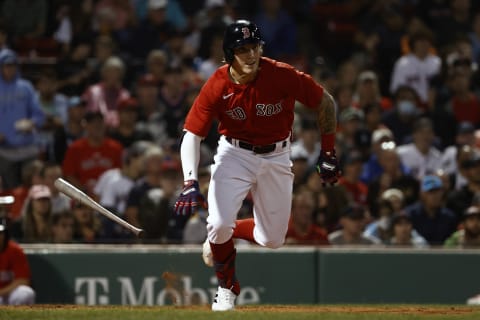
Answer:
xmin=207 ymin=221 xmax=233 ymax=244
xmin=255 ymin=235 xmax=284 ymax=249
xmin=8 ymin=285 xmax=36 ymax=305
xmin=263 ymin=239 xmax=284 ymax=249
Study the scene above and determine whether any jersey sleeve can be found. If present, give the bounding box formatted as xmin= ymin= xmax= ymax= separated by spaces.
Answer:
xmin=184 ymin=78 xmax=219 ymax=137
xmin=277 ymin=62 xmax=324 ymax=109
xmin=11 ymin=244 xmax=31 ymax=280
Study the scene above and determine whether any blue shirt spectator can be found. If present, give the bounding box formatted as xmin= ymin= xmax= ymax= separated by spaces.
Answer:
xmin=405 ymin=175 xmax=458 ymax=245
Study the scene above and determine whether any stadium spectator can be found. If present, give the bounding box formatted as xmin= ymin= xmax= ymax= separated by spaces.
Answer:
xmin=62 ymin=111 xmax=123 ymax=196
xmin=390 ymin=30 xmax=441 ymax=107
xmin=446 ymin=151 xmax=480 ymax=219
xmin=405 ymin=175 xmax=458 ymax=245
xmin=382 ymin=85 xmax=422 ymax=146
xmin=50 ymin=211 xmax=75 ymax=243
xmin=15 ymin=185 xmax=53 ymax=243
xmin=51 ymin=96 xmax=87 ymax=164
xmin=93 ymin=140 xmax=152 ymax=239
xmin=107 ymin=97 xmax=153 ymax=147
xmin=290 ymin=117 xmax=321 ymax=168
xmin=72 ymin=201 xmax=102 ymax=243
xmin=365 ymin=140 xmax=419 ymax=212
xmin=444 ymin=205 xmax=480 ymax=248
xmin=129 ymin=0 xmax=174 ymax=59
xmin=364 ymin=189 xmax=403 ymax=242
xmin=83 ymin=56 xmax=131 ymax=128
xmin=441 ymin=125 xmax=478 ymax=190
xmin=0 ymin=49 xmax=45 ymax=190
xmin=387 ymin=212 xmax=429 ymax=248
xmin=285 ymin=187 xmax=329 ymax=245
xmin=360 ymin=127 xmax=395 ymax=184
xmin=351 ymin=71 xmax=392 ymax=111
xmin=396 ymin=117 xmax=443 ymax=180
xmin=40 ymin=163 xmax=71 ymax=215
xmin=2 ymin=160 xmax=44 ymax=222
xmin=328 ymin=205 xmax=381 ymax=245
xmin=254 ymin=0 xmax=298 ymax=60
xmin=338 ymin=150 xmax=368 ymax=208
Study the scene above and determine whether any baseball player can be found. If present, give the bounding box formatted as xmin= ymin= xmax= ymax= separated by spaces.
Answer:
xmin=0 ymin=221 xmax=36 ymax=305
xmin=174 ymin=20 xmax=339 ymax=311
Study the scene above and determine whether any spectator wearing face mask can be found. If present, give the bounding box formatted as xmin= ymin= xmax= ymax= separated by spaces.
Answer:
xmin=382 ymin=85 xmax=422 ymax=146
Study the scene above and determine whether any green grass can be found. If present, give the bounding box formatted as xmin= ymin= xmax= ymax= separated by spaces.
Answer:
xmin=0 ymin=305 xmax=479 ymax=320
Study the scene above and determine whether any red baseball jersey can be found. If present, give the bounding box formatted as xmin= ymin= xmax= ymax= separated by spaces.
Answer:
xmin=62 ymin=137 xmax=123 ymax=194
xmin=184 ymin=57 xmax=324 ymax=145
xmin=0 ymin=240 xmax=31 ymax=289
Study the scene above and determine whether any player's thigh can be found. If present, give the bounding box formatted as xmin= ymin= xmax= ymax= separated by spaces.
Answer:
xmin=252 ymin=160 xmax=294 ymax=247
xmin=207 ymin=153 xmax=256 ymax=228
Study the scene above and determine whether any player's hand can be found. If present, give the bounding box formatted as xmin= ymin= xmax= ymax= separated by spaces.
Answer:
xmin=174 ymin=180 xmax=208 ymax=216
xmin=316 ymin=150 xmax=340 ymax=186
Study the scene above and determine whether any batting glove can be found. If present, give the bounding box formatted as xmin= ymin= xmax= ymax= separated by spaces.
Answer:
xmin=174 ymin=180 xmax=208 ymax=216
xmin=316 ymin=150 xmax=340 ymax=186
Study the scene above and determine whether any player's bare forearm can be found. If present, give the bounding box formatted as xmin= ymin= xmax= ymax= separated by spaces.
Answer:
xmin=317 ymin=91 xmax=336 ymax=135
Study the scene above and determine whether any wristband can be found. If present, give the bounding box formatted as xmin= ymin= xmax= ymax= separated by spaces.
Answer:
xmin=321 ymin=133 xmax=335 ymax=152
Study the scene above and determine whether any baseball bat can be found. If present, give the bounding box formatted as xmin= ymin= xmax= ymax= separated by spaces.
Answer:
xmin=54 ymin=178 xmax=144 ymax=237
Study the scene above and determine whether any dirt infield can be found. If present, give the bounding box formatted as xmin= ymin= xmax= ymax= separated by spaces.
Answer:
xmin=237 ymin=305 xmax=477 ymax=315
xmin=4 ymin=304 xmax=477 ymax=315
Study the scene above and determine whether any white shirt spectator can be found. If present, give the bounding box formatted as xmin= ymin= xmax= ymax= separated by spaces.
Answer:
xmin=397 ymin=143 xmax=443 ymax=179
xmin=390 ymin=53 xmax=441 ymax=103
xmin=94 ymin=168 xmax=135 ymax=216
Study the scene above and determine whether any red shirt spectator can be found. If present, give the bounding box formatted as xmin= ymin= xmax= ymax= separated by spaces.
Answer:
xmin=62 ymin=111 xmax=123 ymax=195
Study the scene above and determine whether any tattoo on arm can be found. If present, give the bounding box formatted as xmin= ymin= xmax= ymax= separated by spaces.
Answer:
xmin=318 ymin=91 xmax=336 ymax=134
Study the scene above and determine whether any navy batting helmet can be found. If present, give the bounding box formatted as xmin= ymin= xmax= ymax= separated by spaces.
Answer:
xmin=223 ymin=20 xmax=264 ymax=64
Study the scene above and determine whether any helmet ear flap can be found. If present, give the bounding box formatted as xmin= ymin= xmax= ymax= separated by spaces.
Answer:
xmin=225 ymin=48 xmax=234 ymax=64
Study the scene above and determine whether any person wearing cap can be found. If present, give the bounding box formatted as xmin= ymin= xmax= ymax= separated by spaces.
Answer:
xmin=404 ymin=175 xmax=457 ymax=245
xmin=107 ymin=97 xmax=153 ymax=148
xmin=0 ymin=49 xmax=45 ymax=190
xmin=328 ymin=204 xmax=381 ymax=245
xmin=359 ymin=127 xmax=396 ymax=184
xmin=336 ymin=107 xmax=365 ymax=158
xmin=440 ymin=123 xmax=477 ymax=190
xmin=446 ymin=150 xmax=480 ymax=221
xmin=51 ymin=96 xmax=87 ymax=164
xmin=444 ymin=206 xmax=480 ymax=248
xmin=338 ymin=149 xmax=368 ymax=207
xmin=351 ymin=70 xmax=392 ymax=111
xmin=12 ymin=185 xmax=53 ymax=242
xmin=0 ymin=220 xmax=36 ymax=304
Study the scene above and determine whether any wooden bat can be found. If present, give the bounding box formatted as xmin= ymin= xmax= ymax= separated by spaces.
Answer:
xmin=54 ymin=178 xmax=144 ymax=237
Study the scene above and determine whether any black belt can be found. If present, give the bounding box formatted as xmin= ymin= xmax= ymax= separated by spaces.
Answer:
xmin=226 ymin=137 xmax=287 ymax=154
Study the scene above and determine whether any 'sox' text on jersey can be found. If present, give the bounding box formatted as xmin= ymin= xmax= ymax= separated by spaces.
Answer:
xmin=256 ymin=102 xmax=282 ymax=117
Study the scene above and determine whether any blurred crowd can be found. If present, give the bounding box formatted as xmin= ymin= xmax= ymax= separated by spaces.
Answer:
xmin=0 ymin=0 xmax=480 ymax=248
